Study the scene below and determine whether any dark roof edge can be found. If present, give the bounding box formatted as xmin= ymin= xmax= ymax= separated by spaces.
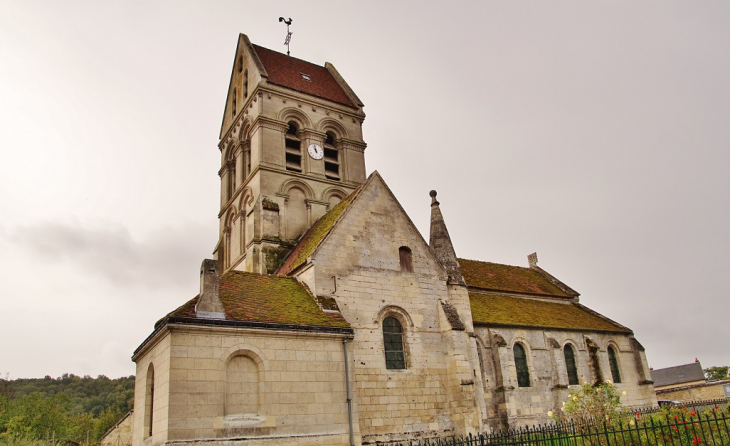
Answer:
xmin=135 ymin=316 xmax=354 ymax=357
xmin=467 ymin=286 xmax=575 ymax=299
xmin=572 ymin=302 xmax=633 ymax=334
xmin=530 ymin=264 xmax=580 ymax=297
xmin=324 ymin=62 xmax=364 ymax=109
xmin=473 ymin=321 xmax=632 ymax=335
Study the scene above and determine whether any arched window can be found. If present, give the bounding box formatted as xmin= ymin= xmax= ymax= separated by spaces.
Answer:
xmin=383 ymin=317 xmax=405 ymax=370
xmin=284 ymin=122 xmax=302 ymax=172
xmin=608 ymin=346 xmax=621 ymax=383
xmin=238 ymin=55 xmax=243 ymax=73
xmin=243 ymin=69 xmax=248 ymax=99
xmin=513 ymin=343 xmax=530 ymax=387
xmin=399 ymin=246 xmax=413 ymax=272
xmin=144 ymin=364 xmax=154 ymax=439
xmin=564 ymin=344 xmax=579 ymax=385
xmin=323 ymin=131 xmax=340 ymax=180
xmin=232 ymin=88 xmax=237 ymax=117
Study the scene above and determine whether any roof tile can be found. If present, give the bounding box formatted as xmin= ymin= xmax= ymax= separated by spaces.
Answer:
xmin=165 ymin=272 xmax=349 ymax=328
xmin=459 ymin=258 xmax=570 ymax=297
xmin=469 ymin=292 xmax=630 ymax=333
xmin=253 ymin=44 xmax=355 ymax=108
xmin=278 ymin=187 xmax=360 ymax=275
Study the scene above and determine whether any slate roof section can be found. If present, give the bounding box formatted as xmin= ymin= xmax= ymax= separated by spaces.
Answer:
xmin=469 ymin=293 xmax=632 ymax=333
xmin=252 ymin=44 xmax=356 ymax=108
xmin=459 ymin=258 xmax=572 ymax=297
xmin=277 ymin=187 xmax=361 ymax=275
xmin=163 ymin=271 xmax=349 ymax=328
xmin=651 ymin=363 xmax=706 ymax=388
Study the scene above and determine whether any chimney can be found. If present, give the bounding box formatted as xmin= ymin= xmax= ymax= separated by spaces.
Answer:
xmin=429 ymin=190 xmax=466 ymax=286
xmin=195 ymin=259 xmax=225 ymax=319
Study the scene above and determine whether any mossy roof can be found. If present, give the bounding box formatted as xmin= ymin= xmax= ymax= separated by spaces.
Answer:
xmin=469 ymin=292 xmax=630 ymax=333
xmin=277 ymin=187 xmax=361 ymax=275
xmin=164 ymin=271 xmax=349 ymax=328
xmin=459 ymin=258 xmax=571 ymax=297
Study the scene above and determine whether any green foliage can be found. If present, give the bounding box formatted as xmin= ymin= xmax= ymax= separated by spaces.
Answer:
xmin=703 ymin=365 xmax=728 ymax=381
xmin=552 ymin=381 xmax=625 ymax=426
xmin=0 ymin=374 xmax=134 ymax=445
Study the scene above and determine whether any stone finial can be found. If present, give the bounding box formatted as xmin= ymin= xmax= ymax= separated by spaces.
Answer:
xmin=430 ymin=190 xmax=439 ymax=206
xmin=528 ymin=252 xmax=538 ymax=268
xmin=429 ymin=190 xmax=465 ymax=286
xmin=195 ymin=259 xmax=226 ymax=319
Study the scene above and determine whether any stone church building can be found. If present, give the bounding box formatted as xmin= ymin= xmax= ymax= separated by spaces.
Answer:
xmin=129 ymin=34 xmax=656 ymax=446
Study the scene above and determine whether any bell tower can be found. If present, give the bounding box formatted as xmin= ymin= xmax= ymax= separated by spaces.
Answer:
xmin=215 ymin=34 xmax=367 ymax=274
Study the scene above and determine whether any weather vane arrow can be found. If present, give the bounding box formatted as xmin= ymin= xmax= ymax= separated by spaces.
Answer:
xmin=278 ymin=17 xmax=293 ymax=56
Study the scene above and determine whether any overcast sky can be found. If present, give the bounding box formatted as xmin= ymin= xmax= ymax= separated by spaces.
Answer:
xmin=1 ymin=1 xmax=728 ymax=379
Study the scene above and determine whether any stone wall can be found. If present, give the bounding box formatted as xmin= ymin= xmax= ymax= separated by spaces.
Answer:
xmin=657 ymin=380 xmax=730 ymax=402
xmin=101 ymin=411 xmax=133 ymax=446
xmin=132 ymin=324 xmax=357 ymax=446
xmin=474 ymin=326 xmax=656 ymax=429
xmin=305 ymin=174 xmax=484 ymax=443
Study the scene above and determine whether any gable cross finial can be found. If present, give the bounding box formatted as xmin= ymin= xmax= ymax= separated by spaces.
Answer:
xmin=278 ymin=17 xmax=293 ymax=56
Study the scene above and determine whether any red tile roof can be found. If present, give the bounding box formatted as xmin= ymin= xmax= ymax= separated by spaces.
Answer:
xmin=278 ymin=187 xmax=361 ymax=275
xmin=253 ymin=44 xmax=355 ymax=108
xmin=469 ymin=293 xmax=631 ymax=333
xmin=165 ymin=271 xmax=349 ymax=328
xmin=459 ymin=258 xmax=571 ymax=297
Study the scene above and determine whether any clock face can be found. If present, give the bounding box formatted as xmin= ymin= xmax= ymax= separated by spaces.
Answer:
xmin=307 ymin=143 xmax=324 ymax=160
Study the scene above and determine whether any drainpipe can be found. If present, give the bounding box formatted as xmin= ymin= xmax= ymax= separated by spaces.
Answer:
xmin=343 ymin=338 xmax=355 ymax=446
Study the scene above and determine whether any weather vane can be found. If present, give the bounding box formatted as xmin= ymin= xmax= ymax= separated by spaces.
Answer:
xmin=278 ymin=17 xmax=293 ymax=56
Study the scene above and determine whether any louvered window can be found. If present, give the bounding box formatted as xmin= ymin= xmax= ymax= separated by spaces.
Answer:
xmin=608 ymin=346 xmax=621 ymax=383
xmin=514 ymin=343 xmax=530 ymax=387
xmin=324 ymin=132 xmax=340 ymax=180
xmin=383 ymin=317 xmax=405 ymax=370
xmin=285 ymin=122 xmax=302 ymax=172
xmin=564 ymin=344 xmax=579 ymax=385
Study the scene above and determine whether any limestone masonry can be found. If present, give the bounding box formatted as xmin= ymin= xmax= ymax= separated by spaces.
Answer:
xmin=128 ymin=34 xmax=657 ymax=446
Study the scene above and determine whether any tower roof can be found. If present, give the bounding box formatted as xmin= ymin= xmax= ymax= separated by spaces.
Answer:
xmin=252 ymin=44 xmax=356 ymax=108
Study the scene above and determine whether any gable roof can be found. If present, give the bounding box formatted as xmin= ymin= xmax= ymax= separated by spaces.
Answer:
xmin=651 ymin=362 xmax=706 ymax=387
xmin=469 ymin=292 xmax=631 ymax=333
xmin=277 ymin=186 xmax=362 ymax=275
xmin=252 ymin=44 xmax=356 ymax=108
xmin=163 ymin=271 xmax=349 ymax=328
xmin=459 ymin=258 xmax=572 ymax=297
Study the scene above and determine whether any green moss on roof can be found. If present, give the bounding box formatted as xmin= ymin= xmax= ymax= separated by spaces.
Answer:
xmin=278 ymin=187 xmax=360 ymax=275
xmin=459 ymin=258 xmax=570 ymax=297
xmin=166 ymin=272 xmax=349 ymax=328
xmin=469 ymin=293 xmax=630 ymax=333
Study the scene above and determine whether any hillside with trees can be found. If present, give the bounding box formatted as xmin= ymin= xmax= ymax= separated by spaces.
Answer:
xmin=0 ymin=374 xmax=134 ymax=444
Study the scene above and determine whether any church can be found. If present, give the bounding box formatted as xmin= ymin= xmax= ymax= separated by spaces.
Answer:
xmin=129 ymin=34 xmax=657 ymax=446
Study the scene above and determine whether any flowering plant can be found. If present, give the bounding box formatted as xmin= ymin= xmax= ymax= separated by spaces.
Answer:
xmin=552 ymin=381 xmax=623 ymax=426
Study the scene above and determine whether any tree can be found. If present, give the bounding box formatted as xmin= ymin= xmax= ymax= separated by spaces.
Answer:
xmin=704 ymin=365 xmax=729 ymax=381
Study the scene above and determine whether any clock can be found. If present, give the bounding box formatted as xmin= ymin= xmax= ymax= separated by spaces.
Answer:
xmin=307 ymin=143 xmax=324 ymax=160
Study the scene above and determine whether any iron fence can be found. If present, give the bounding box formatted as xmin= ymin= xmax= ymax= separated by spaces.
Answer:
xmin=387 ymin=404 xmax=730 ymax=446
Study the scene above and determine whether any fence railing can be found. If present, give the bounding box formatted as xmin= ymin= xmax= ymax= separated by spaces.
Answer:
xmin=387 ymin=403 xmax=730 ymax=446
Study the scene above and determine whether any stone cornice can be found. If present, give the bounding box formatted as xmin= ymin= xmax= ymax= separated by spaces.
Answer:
xmin=219 ymin=85 xmax=366 ymax=144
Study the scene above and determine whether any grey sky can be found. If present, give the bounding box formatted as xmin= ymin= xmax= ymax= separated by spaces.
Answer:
xmin=1 ymin=1 xmax=728 ymax=379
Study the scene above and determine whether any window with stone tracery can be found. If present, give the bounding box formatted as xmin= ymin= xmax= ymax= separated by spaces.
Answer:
xmin=514 ymin=343 xmax=530 ymax=387
xmin=383 ymin=317 xmax=405 ymax=370
xmin=564 ymin=344 xmax=579 ymax=385
xmin=608 ymin=346 xmax=621 ymax=383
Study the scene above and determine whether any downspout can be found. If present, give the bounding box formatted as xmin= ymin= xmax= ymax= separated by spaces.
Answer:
xmin=343 ymin=338 xmax=355 ymax=446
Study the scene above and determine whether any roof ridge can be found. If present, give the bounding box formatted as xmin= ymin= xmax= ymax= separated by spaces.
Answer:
xmin=458 ymin=258 xmax=532 ymax=270
xmin=277 ymin=183 xmax=364 ymax=275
